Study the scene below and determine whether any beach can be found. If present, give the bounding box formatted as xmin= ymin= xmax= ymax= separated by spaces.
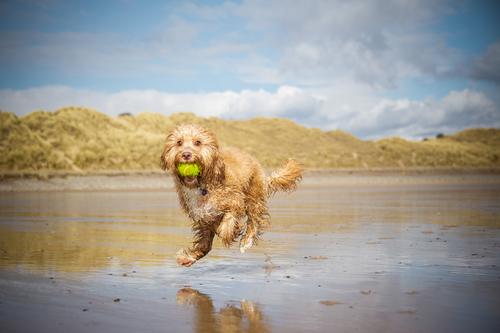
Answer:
xmin=1 ymin=173 xmax=499 ymax=332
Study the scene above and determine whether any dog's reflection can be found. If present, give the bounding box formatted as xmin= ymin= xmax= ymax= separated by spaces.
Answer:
xmin=176 ymin=287 xmax=270 ymax=333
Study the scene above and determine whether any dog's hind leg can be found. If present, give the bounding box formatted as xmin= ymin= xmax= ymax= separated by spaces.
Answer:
xmin=216 ymin=213 xmax=241 ymax=247
xmin=239 ymin=221 xmax=257 ymax=253
xmin=240 ymin=171 xmax=270 ymax=253
xmin=240 ymin=198 xmax=269 ymax=253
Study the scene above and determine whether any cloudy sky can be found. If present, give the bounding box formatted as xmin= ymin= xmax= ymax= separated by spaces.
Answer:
xmin=0 ymin=0 xmax=499 ymax=139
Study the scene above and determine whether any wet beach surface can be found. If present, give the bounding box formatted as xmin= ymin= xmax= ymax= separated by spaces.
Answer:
xmin=1 ymin=175 xmax=500 ymax=332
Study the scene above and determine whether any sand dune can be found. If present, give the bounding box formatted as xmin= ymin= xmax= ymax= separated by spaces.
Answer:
xmin=1 ymin=107 xmax=499 ymax=174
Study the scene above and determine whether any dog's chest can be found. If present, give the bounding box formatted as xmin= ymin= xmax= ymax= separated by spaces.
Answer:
xmin=180 ymin=187 xmax=218 ymax=222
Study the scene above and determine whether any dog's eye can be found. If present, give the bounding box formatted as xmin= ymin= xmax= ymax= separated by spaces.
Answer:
xmin=194 ymin=140 xmax=202 ymax=146
xmin=176 ymin=140 xmax=182 ymax=146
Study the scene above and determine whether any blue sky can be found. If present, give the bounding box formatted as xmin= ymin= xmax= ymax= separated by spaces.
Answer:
xmin=0 ymin=0 xmax=499 ymax=138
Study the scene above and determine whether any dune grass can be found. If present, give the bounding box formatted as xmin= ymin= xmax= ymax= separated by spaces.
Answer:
xmin=1 ymin=107 xmax=499 ymax=175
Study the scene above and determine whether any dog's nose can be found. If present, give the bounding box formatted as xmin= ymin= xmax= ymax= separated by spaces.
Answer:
xmin=182 ymin=151 xmax=192 ymax=160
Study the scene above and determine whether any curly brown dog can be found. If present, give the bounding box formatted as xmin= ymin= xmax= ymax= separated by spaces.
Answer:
xmin=161 ymin=124 xmax=302 ymax=266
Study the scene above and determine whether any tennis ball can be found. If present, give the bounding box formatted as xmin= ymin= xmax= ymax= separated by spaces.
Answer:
xmin=177 ymin=163 xmax=202 ymax=177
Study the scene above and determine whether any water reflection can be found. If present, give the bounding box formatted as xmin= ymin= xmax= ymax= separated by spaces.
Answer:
xmin=1 ymin=180 xmax=499 ymax=273
xmin=176 ymin=288 xmax=270 ymax=333
xmin=0 ymin=224 xmax=185 ymax=272
xmin=0 ymin=191 xmax=189 ymax=272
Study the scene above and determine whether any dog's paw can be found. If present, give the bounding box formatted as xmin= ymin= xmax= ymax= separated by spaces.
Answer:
xmin=176 ymin=249 xmax=197 ymax=267
xmin=239 ymin=237 xmax=253 ymax=253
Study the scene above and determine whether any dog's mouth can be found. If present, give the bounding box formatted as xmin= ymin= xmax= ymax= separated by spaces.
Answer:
xmin=181 ymin=175 xmax=199 ymax=187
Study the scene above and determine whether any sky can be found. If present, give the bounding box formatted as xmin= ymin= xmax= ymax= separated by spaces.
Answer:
xmin=0 ymin=0 xmax=499 ymax=139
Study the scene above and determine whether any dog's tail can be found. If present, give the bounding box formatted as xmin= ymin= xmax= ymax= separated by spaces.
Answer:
xmin=266 ymin=159 xmax=303 ymax=197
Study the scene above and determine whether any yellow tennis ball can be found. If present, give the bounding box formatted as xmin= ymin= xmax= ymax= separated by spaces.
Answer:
xmin=177 ymin=163 xmax=201 ymax=177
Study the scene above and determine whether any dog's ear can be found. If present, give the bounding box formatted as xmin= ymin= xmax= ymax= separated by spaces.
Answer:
xmin=160 ymin=133 xmax=174 ymax=171
xmin=203 ymin=151 xmax=225 ymax=184
xmin=160 ymin=144 xmax=168 ymax=171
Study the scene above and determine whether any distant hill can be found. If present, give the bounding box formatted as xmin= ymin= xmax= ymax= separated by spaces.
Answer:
xmin=1 ymin=107 xmax=499 ymax=174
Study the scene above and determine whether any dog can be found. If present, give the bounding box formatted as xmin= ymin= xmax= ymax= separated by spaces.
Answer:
xmin=161 ymin=124 xmax=302 ymax=266
xmin=176 ymin=287 xmax=269 ymax=332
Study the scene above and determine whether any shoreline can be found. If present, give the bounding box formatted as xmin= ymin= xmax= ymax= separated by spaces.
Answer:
xmin=1 ymin=169 xmax=500 ymax=192
xmin=2 ymin=166 xmax=500 ymax=178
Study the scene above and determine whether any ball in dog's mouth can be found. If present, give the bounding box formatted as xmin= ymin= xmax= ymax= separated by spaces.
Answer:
xmin=177 ymin=163 xmax=202 ymax=177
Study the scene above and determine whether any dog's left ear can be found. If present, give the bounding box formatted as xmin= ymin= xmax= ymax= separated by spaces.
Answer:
xmin=203 ymin=152 xmax=225 ymax=184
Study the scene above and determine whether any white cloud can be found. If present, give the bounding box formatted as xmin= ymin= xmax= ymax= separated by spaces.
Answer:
xmin=0 ymin=86 xmax=108 ymax=113
xmin=231 ymin=0 xmax=457 ymax=88
xmin=0 ymin=85 xmax=323 ymax=120
xmin=345 ymin=89 xmax=498 ymax=138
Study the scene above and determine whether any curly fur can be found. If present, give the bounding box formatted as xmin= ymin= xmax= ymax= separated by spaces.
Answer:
xmin=161 ymin=124 xmax=303 ymax=266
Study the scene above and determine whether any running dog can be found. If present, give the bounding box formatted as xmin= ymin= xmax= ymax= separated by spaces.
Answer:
xmin=161 ymin=124 xmax=302 ymax=266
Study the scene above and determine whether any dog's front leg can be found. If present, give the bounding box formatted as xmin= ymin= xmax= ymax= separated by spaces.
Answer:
xmin=176 ymin=224 xmax=215 ymax=267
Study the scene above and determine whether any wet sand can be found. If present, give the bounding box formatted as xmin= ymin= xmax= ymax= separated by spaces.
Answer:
xmin=0 ymin=175 xmax=499 ymax=332
xmin=1 ymin=169 xmax=500 ymax=191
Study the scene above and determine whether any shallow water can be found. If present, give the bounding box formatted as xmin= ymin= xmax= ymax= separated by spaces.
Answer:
xmin=0 ymin=177 xmax=499 ymax=332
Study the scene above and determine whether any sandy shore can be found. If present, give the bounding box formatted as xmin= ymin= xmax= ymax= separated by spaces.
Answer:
xmin=1 ymin=169 xmax=500 ymax=191
xmin=1 ymin=175 xmax=499 ymax=332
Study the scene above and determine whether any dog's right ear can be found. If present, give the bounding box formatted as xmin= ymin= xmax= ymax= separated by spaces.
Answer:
xmin=160 ymin=145 xmax=168 ymax=171
xmin=160 ymin=133 xmax=174 ymax=171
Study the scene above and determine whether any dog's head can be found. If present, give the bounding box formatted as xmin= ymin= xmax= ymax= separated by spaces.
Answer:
xmin=161 ymin=124 xmax=225 ymax=187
